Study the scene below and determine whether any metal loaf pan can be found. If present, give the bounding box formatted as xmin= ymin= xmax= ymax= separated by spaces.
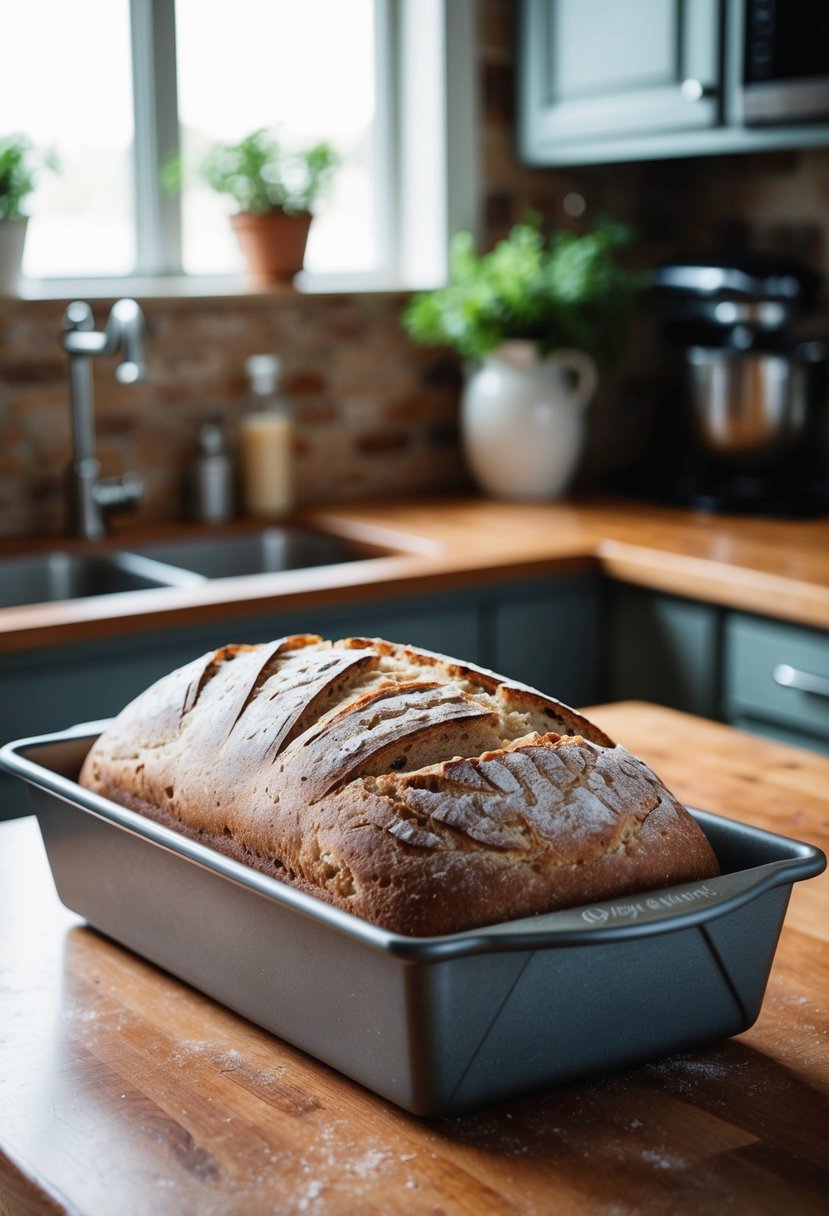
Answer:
xmin=2 ymin=724 xmax=825 ymax=1118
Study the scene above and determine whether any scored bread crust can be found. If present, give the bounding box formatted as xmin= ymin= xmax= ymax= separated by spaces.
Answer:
xmin=79 ymin=634 xmax=720 ymax=936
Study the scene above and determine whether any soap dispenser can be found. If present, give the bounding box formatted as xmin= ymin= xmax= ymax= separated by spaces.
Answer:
xmin=239 ymin=354 xmax=295 ymax=518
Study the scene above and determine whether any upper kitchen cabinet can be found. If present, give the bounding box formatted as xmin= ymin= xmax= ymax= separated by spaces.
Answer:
xmin=519 ymin=0 xmax=720 ymax=153
xmin=518 ymin=0 xmax=829 ymax=166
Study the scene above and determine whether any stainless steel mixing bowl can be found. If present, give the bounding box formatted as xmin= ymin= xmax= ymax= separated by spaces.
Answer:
xmin=686 ymin=343 xmax=823 ymax=464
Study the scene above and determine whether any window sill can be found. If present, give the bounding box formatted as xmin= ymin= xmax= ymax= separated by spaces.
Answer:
xmin=13 ymin=269 xmax=421 ymax=305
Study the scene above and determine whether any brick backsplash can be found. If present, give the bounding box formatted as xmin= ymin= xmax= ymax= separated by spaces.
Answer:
xmin=0 ymin=293 xmax=468 ymax=538
xmin=3 ymin=0 xmax=829 ymax=538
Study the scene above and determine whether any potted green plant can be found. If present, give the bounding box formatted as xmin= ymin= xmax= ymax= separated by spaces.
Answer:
xmin=403 ymin=216 xmax=641 ymax=501
xmin=0 ymin=133 xmax=54 ymax=295
xmin=197 ymin=127 xmax=339 ymax=283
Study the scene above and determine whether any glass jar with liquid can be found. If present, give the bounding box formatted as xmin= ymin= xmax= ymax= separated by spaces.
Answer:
xmin=240 ymin=354 xmax=295 ymax=517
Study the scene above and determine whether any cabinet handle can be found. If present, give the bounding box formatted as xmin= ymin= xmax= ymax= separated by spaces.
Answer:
xmin=681 ymin=78 xmax=717 ymax=102
xmin=772 ymin=663 xmax=829 ymax=699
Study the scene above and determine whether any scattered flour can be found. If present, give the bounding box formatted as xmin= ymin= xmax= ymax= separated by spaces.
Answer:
xmin=641 ymin=1149 xmax=689 ymax=1172
xmin=349 ymin=1148 xmax=390 ymax=1178
xmin=296 ymin=1178 xmax=325 ymax=1211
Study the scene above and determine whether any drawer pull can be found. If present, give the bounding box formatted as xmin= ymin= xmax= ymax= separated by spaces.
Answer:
xmin=772 ymin=664 xmax=829 ymax=699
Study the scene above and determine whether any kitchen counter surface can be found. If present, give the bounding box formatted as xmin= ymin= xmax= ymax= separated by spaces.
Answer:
xmin=1 ymin=702 xmax=827 ymax=1215
xmin=2 ymin=494 xmax=829 ymax=654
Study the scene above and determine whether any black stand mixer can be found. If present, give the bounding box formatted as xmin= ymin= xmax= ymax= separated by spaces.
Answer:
xmin=634 ymin=254 xmax=828 ymax=516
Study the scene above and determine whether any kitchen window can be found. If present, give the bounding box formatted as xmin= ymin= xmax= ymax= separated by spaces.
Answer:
xmin=0 ymin=0 xmax=136 ymax=277
xmin=0 ymin=0 xmax=476 ymax=296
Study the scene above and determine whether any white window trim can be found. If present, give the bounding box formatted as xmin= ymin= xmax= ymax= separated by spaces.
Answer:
xmin=130 ymin=0 xmax=181 ymax=276
xmin=19 ymin=0 xmax=478 ymax=300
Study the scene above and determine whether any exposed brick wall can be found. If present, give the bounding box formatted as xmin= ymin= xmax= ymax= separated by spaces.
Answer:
xmin=0 ymin=292 xmax=467 ymax=538
xmin=2 ymin=0 xmax=828 ymax=538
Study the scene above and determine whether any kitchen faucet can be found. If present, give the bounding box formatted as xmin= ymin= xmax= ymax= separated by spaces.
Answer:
xmin=61 ymin=298 xmax=146 ymax=539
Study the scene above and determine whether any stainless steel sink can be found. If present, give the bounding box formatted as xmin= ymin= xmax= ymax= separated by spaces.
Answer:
xmin=0 ymin=550 xmax=205 ymax=609
xmin=0 ymin=526 xmax=401 ymax=610
xmin=129 ymin=527 xmax=377 ymax=580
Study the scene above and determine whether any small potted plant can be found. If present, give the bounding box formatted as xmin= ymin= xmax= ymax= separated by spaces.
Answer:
xmin=403 ymin=215 xmax=641 ymax=501
xmin=197 ymin=127 xmax=339 ymax=283
xmin=0 ymin=133 xmax=55 ymax=295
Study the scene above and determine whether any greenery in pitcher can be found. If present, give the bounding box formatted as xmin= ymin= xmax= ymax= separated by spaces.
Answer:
xmin=403 ymin=214 xmax=643 ymax=362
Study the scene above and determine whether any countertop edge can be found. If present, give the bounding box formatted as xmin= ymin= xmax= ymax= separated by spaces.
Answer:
xmin=1 ymin=496 xmax=828 ymax=653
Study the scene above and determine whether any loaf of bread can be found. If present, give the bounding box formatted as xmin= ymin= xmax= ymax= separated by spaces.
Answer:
xmin=79 ymin=634 xmax=719 ymax=936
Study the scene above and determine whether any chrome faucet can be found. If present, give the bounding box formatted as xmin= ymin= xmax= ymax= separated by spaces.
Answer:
xmin=61 ymin=298 xmax=146 ymax=539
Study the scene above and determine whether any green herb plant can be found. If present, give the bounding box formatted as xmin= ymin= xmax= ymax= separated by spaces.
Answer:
xmin=403 ymin=215 xmax=642 ymax=364
xmin=0 ymin=133 xmax=56 ymax=222
xmin=192 ymin=127 xmax=339 ymax=216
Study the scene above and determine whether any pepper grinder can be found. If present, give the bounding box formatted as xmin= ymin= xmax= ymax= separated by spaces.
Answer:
xmin=186 ymin=421 xmax=235 ymax=524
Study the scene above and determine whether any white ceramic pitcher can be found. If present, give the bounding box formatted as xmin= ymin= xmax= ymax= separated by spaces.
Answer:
xmin=461 ymin=339 xmax=598 ymax=501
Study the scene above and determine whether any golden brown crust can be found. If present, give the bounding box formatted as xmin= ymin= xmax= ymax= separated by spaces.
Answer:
xmin=79 ymin=634 xmax=720 ymax=936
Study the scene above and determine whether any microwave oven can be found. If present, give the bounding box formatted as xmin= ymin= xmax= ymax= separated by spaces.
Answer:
xmin=742 ymin=0 xmax=829 ymax=125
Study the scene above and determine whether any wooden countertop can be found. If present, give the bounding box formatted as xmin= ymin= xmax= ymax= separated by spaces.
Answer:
xmin=2 ymin=494 xmax=829 ymax=655
xmin=1 ymin=703 xmax=827 ymax=1215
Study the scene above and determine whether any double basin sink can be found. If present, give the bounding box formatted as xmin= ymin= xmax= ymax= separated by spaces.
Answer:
xmin=0 ymin=527 xmax=388 ymax=610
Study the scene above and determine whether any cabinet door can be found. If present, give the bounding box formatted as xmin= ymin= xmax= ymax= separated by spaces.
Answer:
xmin=290 ymin=601 xmax=482 ymax=663
xmin=604 ymin=585 xmax=722 ymax=719
xmin=0 ymin=577 xmax=602 ymax=821
xmin=490 ymin=575 xmax=601 ymax=708
xmin=519 ymin=0 xmax=721 ymax=162
xmin=0 ymin=634 xmax=214 ymax=821
xmin=724 ymin=613 xmax=829 ymax=749
xmin=0 ymin=596 xmax=484 ymax=821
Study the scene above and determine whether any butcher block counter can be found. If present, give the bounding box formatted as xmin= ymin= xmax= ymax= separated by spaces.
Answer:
xmin=1 ymin=703 xmax=827 ymax=1216
xmin=2 ymin=494 xmax=829 ymax=654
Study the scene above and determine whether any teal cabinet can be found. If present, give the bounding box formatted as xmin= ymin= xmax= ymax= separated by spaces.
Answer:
xmin=491 ymin=576 xmax=601 ymax=706
xmin=277 ymin=599 xmax=483 ymax=664
xmin=0 ymin=574 xmax=600 ymax=820
xmin=605 ymin=588 xmax=829 ymax=756
xmin=723 ymin=613 xmax=829 ymax=755
xmin=9 ymin=572 xmax=828 ymax=820
xmin=518 ymin=0 xmax=829 ymax=165
xmin=603 ymin=584 xmax=723 ymax=719
xmin=520 ymin=0 xmax=720 ymax=156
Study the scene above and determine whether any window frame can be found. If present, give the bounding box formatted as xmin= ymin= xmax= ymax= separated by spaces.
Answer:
xmin=18 ymin=0 xmax=478 ymax=299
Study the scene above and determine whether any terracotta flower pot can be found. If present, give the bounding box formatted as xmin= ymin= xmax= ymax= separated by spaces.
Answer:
xmin=230 ymin=209 xmax=313 ymax=284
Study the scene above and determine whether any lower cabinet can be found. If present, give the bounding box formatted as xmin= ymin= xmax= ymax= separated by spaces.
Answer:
xmin=723 ymin=613 xmax=829 ymax=756
xmin=605 ymin=588 xmax=829 ymax=757
xmin=0 ymin=573 xmax=601 ymax=820
xmin=8 ymin=573 xmax=829 ymax=820
xmin=603 ymin=584 xmax=723 ymax=720
xmin=491 ymin=576 xmax=601 ymax=705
